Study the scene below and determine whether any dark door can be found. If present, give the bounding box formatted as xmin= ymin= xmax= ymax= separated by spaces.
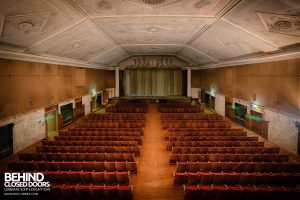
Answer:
xmin=234 ymin=103 xmax=247 ymax=126
xmin=96 ymin=93 xmax=103 ymax=108
xmin=0 ymin=123 xmax=13 ymax=159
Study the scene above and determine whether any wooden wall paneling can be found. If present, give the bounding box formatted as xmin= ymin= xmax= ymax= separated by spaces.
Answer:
xmin=75 ymin=69 xmax=86 ymax=86
xmin=194 ymin=58 xmax=300 ymax=116
xmin=0 ymin=58 xmax=109 ymax=121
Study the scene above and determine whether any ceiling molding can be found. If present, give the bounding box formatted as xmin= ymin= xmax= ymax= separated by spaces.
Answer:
xmin=215 ymin=0 xmax=241 ymax=18
xmin=0 ymin=0 xmax=299 ymax=69
xmin=0 ymin=49 xmax=113 ymax=69
xmin=27 ymin=19 xmax=87 ymax=50
xmin=195 ymin=50 xmax=300 ymax=69
xmin=121 ymin=43 xmax=184 ymax=47
xmin=185 ymin=24 xmax=212 ymax=45
xmin=0 ymin=16 xmax=5 ymax=38
xmin=91 ymin=15 xmax=217 ymax=19
xmin=221 ymin=18 xmax=280 ymax=49
xmin=178 ymin=45 xmax=219 ymax=63
xmin=91 ymin=21 xmax=121 ymax=46
xmin=175 ymin=54 xmax=199 ymax=68
xmin=62 ymin=0 xmax=91 ymax=19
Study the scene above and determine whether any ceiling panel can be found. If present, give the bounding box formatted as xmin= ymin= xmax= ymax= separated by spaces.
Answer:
xmin=92 ymin=17 xmax=213 ymax=44
xmin=223 ymin=0 xmax=300 ymax=48
xmin=72 ymin=0 xmax=234 ymax=17
xmin=121 ymin=45 xmax=143 ymax=55
xmin=89 ymin=46 xmax=129 ymax=65
xmin=0 ymin=0 xmax=299 ymax=69
xmin=191 ymin=19 xmax=279 ymax=60
xmin=177 ymin=46 xmax=216 ymax=65
xmin=122 ymin=44 xmax=182 ymax=55
xmin=0 ymin=0 xmax=82 ymax=49
xmin=29 ymin=21 xmax=116 ymax=61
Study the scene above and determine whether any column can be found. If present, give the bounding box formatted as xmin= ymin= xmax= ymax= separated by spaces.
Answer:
xmin=187 ymin=68 xmax=191 ymax=97
xmin=125 ymin=70 xmax=130 ymax=96
xmin=295 ymin=121 xmax=300 ymax=155
xmin=115 ymin=68 xmax=119 ymax=97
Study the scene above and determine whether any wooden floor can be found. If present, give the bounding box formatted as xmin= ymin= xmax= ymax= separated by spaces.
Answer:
xmin=131 ymin=104 xmax=183 ymax=200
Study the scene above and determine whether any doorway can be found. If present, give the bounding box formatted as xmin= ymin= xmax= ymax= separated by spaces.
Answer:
xmin=0 ymin=123 xmax=13 ymax=158
xmin=96 ymin=92 xmax=103 ymax=108
xmin=234 ymin=103 xmax=247 ymax=126
xmin=91 ymin=96 xmax=97 ymax=111
xmin=46 ymin=110 xmax=58 ymax=140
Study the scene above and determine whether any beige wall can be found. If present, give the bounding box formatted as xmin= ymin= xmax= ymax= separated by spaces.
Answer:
xmin=0 ymin=58 xmax=113 ymax=120
xmin=0 ymin=108 xmax=46 ymax=153
xmin=192 ymin=59 xmax=300 ymax=116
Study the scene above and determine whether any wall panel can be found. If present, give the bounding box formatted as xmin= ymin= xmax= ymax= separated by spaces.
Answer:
xmin=0 ymin=58 xmax=111 ymax=120
xmin=192 ymin=58 xmax=300 ymax=116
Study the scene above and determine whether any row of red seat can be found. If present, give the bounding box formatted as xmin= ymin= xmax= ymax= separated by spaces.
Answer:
xmin=184 ymin=185 xmax=300 ymax=200
xmin=81 ymin=118 xmax=146 ymax=124
xmin=167 ymin=135 xmax=257 ymax=142
xmin=60 ymin=130 xmax=143 ymax=137
xmin=19 ymin=153 xmax=135 ymax=162
xmin=50 ymin=184 xmax=132 ymax=200
xmin=106 ymin=106 xmax=148 ymax=113
xmin=167 ymin=128 xmax=244 ymax=132
xmin=170 ymin=154 xmax=289 ymax=164
xmin=163 ymin=121 xmax=231 ymax=129
xmin=162 ymin=119 xmax=226 ymax=123
xmin=176 ymin=162 xmax=300 ymax=173
xmin=75 ymin=121 xmax=145 ymax=128
xmin=171 ymin=147 xmax=280 ymax=154
xmin=7 ymin=170 xmax=130 ymax=185
xmin=158 ymin=103 xmax=193 ymax=107
xmin=158 ymin=106 xmax=201 ymax=113
xmin=81 ymin=119 xmax=146 ymax=124
xmin=85 ymin=113 xmax=146 ymax=120
xmin=8 ymin=161 xmax=137 ymax=173
xmin=55 ymin=135 xmax=142 ymax=144
xmin=165 ymin=131 xmax=247 ymax=139
xmin=167 ymin=141 xmax=264 ymax=150
xmin=36 ymin=145 xmax=140 ymax=155
xmin=66 ymin=127 xmax=144 ymax=132
xmin=161 ymin=113 xmax=223 ymax=120
xmin=175 ymin=171 xmax=300 ymax=185
xmin=42 ymin=140 xmax=139 ymax=147
xmin=44 ymin=171 xmax=130 ymax=185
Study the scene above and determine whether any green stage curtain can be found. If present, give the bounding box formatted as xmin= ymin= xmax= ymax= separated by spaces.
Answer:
xmin=125 ymin=69 xmax=182 ymax=96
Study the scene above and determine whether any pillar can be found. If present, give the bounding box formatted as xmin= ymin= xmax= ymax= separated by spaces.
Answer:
xmin=187 ymin=68 xmax=191 ymax=97
xmin=115 ymin=68 xmax=119 ymax=97
xmin=295 ymin=121 xmax=300 ymax=155
xmin=125 ymin=70 xmax=130 ymax=96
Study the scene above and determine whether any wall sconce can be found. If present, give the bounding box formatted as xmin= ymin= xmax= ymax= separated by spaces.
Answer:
xmin=252 ymin=93 xmax=256 ymax=101
xmin=211 ymin=88 xmax=215 ymax=97
xmin=91 ymin=86 xmax=97 ymax=97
